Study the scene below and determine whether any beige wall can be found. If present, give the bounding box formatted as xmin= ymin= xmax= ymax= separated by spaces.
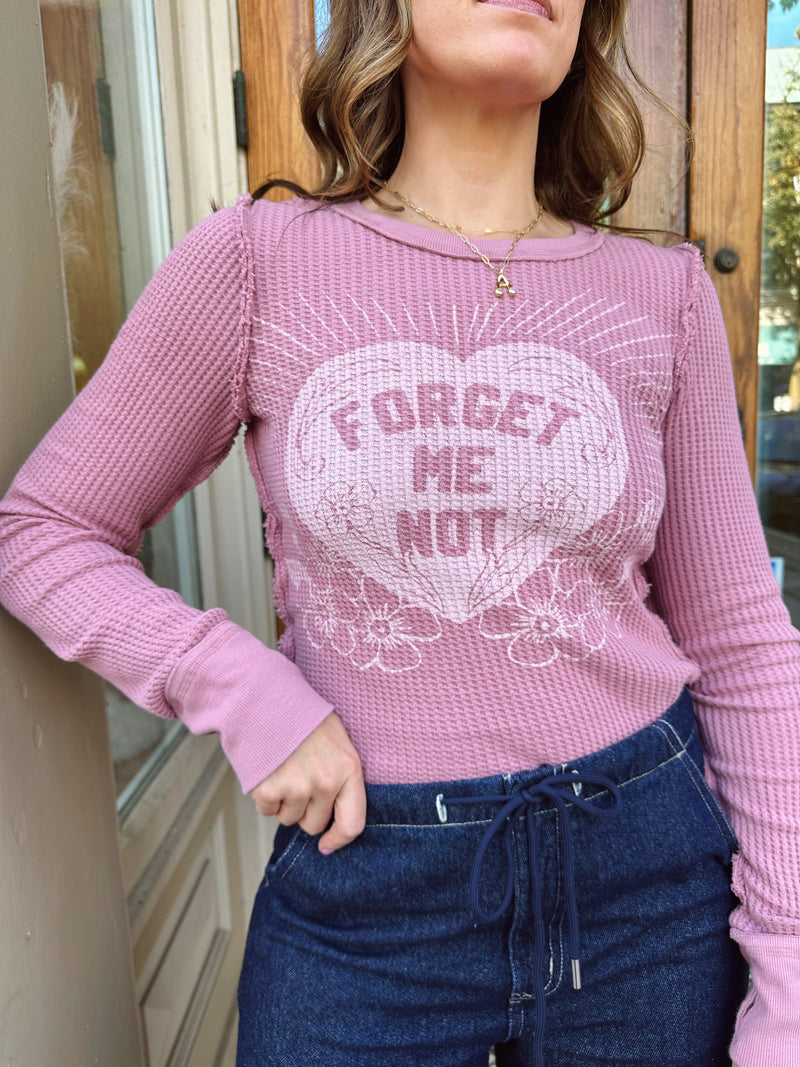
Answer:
xmin=0 ymin=2 xmax=143 ymax=1063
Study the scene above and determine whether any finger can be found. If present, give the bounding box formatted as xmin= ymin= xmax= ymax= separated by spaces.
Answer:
xmin=275 ymin=796 xmax=309 ymax=826
xmin=318 ymin=772 xmax=367 ymax=853
xmin=251 ymin=773 xmax=311 ymax=824
xmin=249 ymin=783 xmax=282 ymax=818
xmin=251 ymin=795 xmax=280 ymax=817
xmin=299 ymin=794 xmax=335 ymax=837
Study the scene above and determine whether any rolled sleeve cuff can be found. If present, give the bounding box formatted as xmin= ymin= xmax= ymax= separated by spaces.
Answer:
xmin=165 ymin=620 xmax=335 ymax=793
xmin=729 ymin=928 xmax=800 ymax=1067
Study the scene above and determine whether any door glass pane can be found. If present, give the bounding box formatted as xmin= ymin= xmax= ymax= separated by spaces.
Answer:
xmin=759 ymin=1 xmax=800 ymax=626
xmin=39 ymin=0 xmax=200 ymax=804
xmin=313 ymin=0 xmax=330 ymax=44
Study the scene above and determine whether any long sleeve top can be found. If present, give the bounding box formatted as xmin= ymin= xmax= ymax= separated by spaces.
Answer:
xmin=1 ymin=194 xmax=799 ymax=1065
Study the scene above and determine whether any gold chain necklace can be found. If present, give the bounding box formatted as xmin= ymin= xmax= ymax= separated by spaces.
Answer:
xmin=383 ymin=184 xmax=543 ymax=298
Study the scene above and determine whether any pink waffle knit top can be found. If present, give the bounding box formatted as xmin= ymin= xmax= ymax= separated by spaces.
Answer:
xmin=1 ymin=195 xmax=799 ymax=1063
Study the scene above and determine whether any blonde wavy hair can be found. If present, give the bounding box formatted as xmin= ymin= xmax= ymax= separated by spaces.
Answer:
xmin=254 ymin=0 xmax=689 ymax=227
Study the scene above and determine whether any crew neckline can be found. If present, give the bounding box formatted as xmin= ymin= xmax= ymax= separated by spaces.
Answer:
xmin=328 ymin=198 xmax=604 ymax=262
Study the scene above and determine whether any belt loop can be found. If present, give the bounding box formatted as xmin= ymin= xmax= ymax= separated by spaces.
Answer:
xmin=559 ymin=763 xmax=583 ymax=797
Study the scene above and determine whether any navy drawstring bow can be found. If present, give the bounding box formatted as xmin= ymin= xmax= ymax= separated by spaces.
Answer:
xmin=441 ymin=771 xmax=622 ymax=1065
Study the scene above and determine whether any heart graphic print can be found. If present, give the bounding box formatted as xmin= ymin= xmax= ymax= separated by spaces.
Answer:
xmin=285 ymin=341 xmax=628 ymax=624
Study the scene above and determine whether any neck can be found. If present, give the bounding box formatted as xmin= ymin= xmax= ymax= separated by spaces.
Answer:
xmin=380 ymin=77 xmax=553 ymax=237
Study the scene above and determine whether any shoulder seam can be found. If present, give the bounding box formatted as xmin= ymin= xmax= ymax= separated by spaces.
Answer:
xmin=232 ymin=194 xmax=255 ymax=424
xmin=674 ymin=242 xmax=705 ymax=391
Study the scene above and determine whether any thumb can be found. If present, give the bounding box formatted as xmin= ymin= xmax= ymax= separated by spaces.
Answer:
xmin=318 ymin=771 xmax=367 ymax=854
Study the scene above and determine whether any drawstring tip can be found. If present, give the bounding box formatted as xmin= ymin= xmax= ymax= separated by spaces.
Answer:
xmin=571 ymin=958 xmax=582 ymax=991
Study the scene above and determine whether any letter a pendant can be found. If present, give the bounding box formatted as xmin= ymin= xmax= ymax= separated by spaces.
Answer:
xmin=495 ymin=272 xmax=516 ymax=297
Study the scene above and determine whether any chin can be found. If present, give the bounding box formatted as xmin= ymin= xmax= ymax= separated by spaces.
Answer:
xmin=468 ymin=58 xmax=572 ymax=106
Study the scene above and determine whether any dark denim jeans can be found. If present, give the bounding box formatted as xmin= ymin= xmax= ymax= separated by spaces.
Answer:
xmin=237 ymin=689 xmax=748 ymax=1066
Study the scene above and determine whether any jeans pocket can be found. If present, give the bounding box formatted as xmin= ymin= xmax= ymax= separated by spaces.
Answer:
xmin=263 ymin=823 xmax=312 ymax=886
xmin=678 ymin=748 xmax=740 ymax=859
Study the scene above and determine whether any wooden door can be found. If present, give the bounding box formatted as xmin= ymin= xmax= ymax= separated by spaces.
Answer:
xmin=615 ymin=0 xmax=690 ymax=237
xmin=236 ymin=0 xmax=318 ymax=192
xmin=690 ymin=0 xmax=768 ymax=477
xmin=40 ymin=1 xmax=126 ymax=387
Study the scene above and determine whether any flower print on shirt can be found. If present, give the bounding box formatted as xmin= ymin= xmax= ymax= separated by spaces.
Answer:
xmin=518 ymin=478 xmax=586 ymax=529
xmin=318 ymin=481 xmax=376 ymax=536
xmin=290 ymin=559 xmax=441 ymax=672
xmin=347 ymin=576 xmax=442 ymax=673
xmin=479 ymin=561 xmax=606 ymax=667
xmin=291 ymin=558 xmax=360 ymax=656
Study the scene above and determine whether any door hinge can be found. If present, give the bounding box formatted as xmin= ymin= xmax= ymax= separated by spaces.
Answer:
xmin=96 ymin=75 xmax=115 ymax=161
xmin=233 ymin=70 xmax=249 ymax=149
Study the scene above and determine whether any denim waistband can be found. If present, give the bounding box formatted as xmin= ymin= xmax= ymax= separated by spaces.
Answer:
xmin=362 ymin=686 xmax=697 ymax=826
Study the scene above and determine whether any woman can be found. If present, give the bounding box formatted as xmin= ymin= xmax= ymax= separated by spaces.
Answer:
xmin=0 ymin=0 xmax=797 ymax=1063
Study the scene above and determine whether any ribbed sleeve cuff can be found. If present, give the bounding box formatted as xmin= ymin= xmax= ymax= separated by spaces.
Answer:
xmin=165 ymin=621 xmax=335 ymax=793
xmin=729 ymin=929 xmax=800 ymax=1067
